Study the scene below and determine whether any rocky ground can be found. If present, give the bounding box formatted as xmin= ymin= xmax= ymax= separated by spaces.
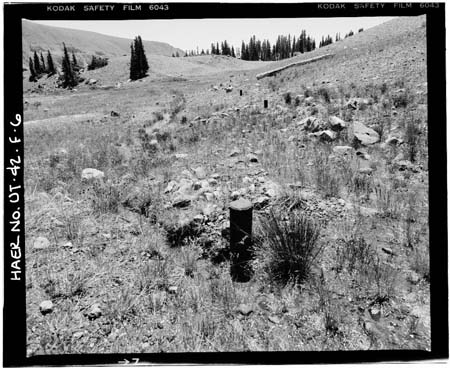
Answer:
xmin=24 ymin=15 xmax=430 ymax=355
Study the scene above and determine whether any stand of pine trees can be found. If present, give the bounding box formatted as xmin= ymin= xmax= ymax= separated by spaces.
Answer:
xmin=60 ymin=42 xmax=79 ymax=88
xmin=28 ymin=50 xmax=56 ymax=81
xmin=129 ymin=36 xmax=149 ymax=80
xmin=240 ymin=31 xmax=316 ymax=61
xmin=319 ymin=35 xmax=334 ymax=48
xmin=87 ymin=55 xmax=108 ymax=70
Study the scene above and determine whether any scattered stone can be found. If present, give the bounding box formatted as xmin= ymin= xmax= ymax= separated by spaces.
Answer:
xmin=329 ymin=116 xmax=348 ymax=131
xmin=164 ymin=180 xmax=178 ymax=193
xmin=304 ymin=96 xmax=314 ymax=105
xmin=407 ymin=271 xmax=421 ymax=285
xmin=172 ymin=195 xmax=192 ymax=208
xmin=175 ymin=153 xmax=188 ymax=159
xmin=352 ymin=121 xmax=380 ymax=145
xmin=369 ymin=307 xmax=381 ymax=322
xmin=34 ymin=236 xmax=50 ymax=250
xmin=253 ymin=196 xmax=270 ymax=210
xmin=382 ymin=247 xmax=395 ymax=256
xmin=314 ymin=130 xmax=337 ymax=142
xmin=86 ymin=303 xmax=102 ymax=320
xmin=110 ymin=110 xmax=120 ymax=117
xmin=230 ymin=191 xmax=240 ymax=200
xmin=268 ymin=315 xmax=281 ymax=324
xmin=358 ymin=167 xmax=373 ymax=175
xmin=333 ymin=146 xmax=353 ymax=155
xmin=237 ymin=303 xmax=254 ymax=316
xmin=229 ymin=149 xmax=240 ymax=157
xmin=61 ymin=241 xmax=73 ymax=248
xmin=298 ymin=116 xmax=322 ymax=132
xmin=193 ymin=167 xmax=207 ymax=179
xmin=338 ymin=198 xmax=346 ymax=206
xmin=81 ymin=168 xmax=104 ymax=181
xmin=346 ymin=98 xmax=370 ymax=110
xmin=39 ymin=300 xmax=54 ymax=315
xmin=394 ymin=160 xmax=420 ymax=173
xmin=247 ymin=153 xmax=258 ymax=163
xmin=385 ymin=136 xmax=403 ymax=146
xmin=168 ymin=286 xmax=178 ymax=294
xmin=73 ymin=331 xmax=84 ymax=339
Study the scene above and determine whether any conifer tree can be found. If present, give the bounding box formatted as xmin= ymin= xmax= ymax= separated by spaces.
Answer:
xmin=33 ymin=51 xmax=42 ymax=75
xmin=129 ymin=43 xmax=138 ymax=80
xmin=61 ymin=43 xmax=77 ymax=88
xmin=231 ymin=46 xmax=235 ymax=58
xmin=129 ymin=36 xmax=149 ymax=80
xmin=46 ymin=50 xmax=56 ymax=75
xmin=29 ymin=57 xmax=37 ymax=82
xmin=40 ymin=52 xmax=46 ymax=73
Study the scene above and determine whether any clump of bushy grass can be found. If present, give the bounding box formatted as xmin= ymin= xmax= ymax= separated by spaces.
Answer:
xmin=255 ymin=209 xmax=322 ymax=286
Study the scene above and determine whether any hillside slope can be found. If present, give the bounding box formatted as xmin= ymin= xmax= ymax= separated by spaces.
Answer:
xmin=22 ymin=19 xmax=184 ymax=65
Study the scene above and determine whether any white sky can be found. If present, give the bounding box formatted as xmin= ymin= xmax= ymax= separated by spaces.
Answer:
xmin=34 ymin=17 xmax=396 ymax=52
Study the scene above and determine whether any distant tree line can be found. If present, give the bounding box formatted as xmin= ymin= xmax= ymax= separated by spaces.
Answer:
xmin=129 ymin=35 xmax=149 ymax=80
xmin=241 ymin=31 xmax=316 ymax=61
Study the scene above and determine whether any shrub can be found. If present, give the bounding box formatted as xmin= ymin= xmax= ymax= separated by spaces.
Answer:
xmin=404 ymin=118 xmax=421 ymax=163
xmin=283 ymin=92 xmax=292 ymax=105
xmin=317 ymin=87 xmax=331 ymax=103
xmin=256 ymin=210 xmax=322 ymax=286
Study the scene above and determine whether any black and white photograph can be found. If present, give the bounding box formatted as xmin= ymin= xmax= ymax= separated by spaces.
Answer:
xmin=3 ymin=2 xmax=447 ymax=366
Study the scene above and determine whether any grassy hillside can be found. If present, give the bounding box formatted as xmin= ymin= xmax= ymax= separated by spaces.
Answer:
xmin=22 ymin=19 xmax=184 ymax=66
xmin=24 ymin=15 xmax=430 ymax=355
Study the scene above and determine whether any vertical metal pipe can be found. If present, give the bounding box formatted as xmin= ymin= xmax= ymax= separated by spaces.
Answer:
xmin=229 ymin=199 xmax=253 ymax=282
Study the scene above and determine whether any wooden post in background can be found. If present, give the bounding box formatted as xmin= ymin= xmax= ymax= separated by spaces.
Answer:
xmin=264 ymin=99 xmax=268 ymax=108
xmin=229 ymin=199 xmax=253 ymax=282
xmin=240 ymin=90 xmax=243 ymax=96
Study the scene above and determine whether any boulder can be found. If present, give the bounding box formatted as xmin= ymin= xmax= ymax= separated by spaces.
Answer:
xmin=172 ymin=195 xmax=192 ymax=208
xmin=328 ymin=116 xmax=348 ymax=131
xmin=81 ymin=168 xmax=104 ymax=181
xmin=193 ymin=167 xmax=207 ymax=180
xmin=86 ymin=303 xmax=102 ymax=320
xmin=34 ymin=236 xmax=50 ymax=250
xmin=39 ymin=300 xmax=54 ymax=315
xmin=385 ymin=136 xmax=403 ymax=146
xmin=314 ymin=130 xmax=337 ymax=142
xmin=352 ymin=121 xmax=380 ymax=145
xmin=247 ymin=153 xmax=258 ymax=163
xmin=298 ymin=116 xmax=323 ymax=132
xmin=346 ymin=97 xmax=370 ymax=110
xmin=333 ymin=146 xmax=353 ymax=155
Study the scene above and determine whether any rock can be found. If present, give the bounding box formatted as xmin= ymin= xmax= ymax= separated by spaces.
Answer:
xmin=352 ymin=121 xmax=380 ymax=145
xmin=385 ymin=136 xmax=403 ymax=146
xmin=193 ymin=167 xmax=207 ymax=179
xmin=314 ymin=130 xmax=337 ymax=142
xmin=264 ymin=181 xmax=282 ymax=198
xmin=110 ymin=110 xmax=120 ymax=117
xmin=175 ymin=153 xmax=188 ymax=159
xmin=229 ymin=149 xmax=240 ymax=157
xmin=382 ymin=247 xmax=395 ymax=256
xmin=394 ymin=160 xmax=419 ymax=173
xmin=34 ymin=236 xmax=50 ymax=250
xmin=356 ymin=150 xmax=371 ymax=160
xmin=407 ymin=271 xmax=421 ymax=285
xmin=237 ymin=304 xmax=254 ymax=316
xmin=168 ymin=286 xmax=178 ymax=294
xmin=358 ymin=167 xmax=373 ymax=175
xmin=81 ymin=168 xmax=104 ymax=181
xmin=87 ymin=79 xmax=97 ymax=85
xmin=328 ymin=116 xmax=348 ymax=131
xmin=205 ymin=192 xmax=214 ymax=201
xmin=333 ymin=146 xmax=353 ymax=155
xmin=247 ymin=153 xmax=258 ymax=163
xmin=86 ymin=303 xmax=102 ymax=320
xmin=369 ymin=307 xmax=382 ymax=322
xmin=172 ymin=195 xmax=192 ymax=208
xmin=268 ymin=315 xmax=281 ymax=324
xmin=338 ymin=198 xmax=346 ymax=206
xmin=208 ymin=178 xmax=218 ymax=186
xmin=61 ymin=241 xmax=73 ymax=248
xmin=253 ymin=196 xmax=270 ymax=210
xmin=304 ymin=96 xmax=314 ymax=105
xmin=73 ymin=331 xmax=84 ymax=339
xmin=164 ymin=180 xmax=178 ymax=193
xmin=346 ymin=97 xmax=370 ymax=110
xmin=298 ymin=116 xmax=322 ymax=132
xmin=201 ymin=203 xmax=215 ymax=217
xmin=39 ymin=300 xmax=54 ymax=315
xmin=230 ymin=191 xmax=240 ymax=200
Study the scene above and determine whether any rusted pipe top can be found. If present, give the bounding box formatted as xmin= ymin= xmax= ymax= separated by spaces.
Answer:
xmin=229 ymin=198 xmax=253 ymax=211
